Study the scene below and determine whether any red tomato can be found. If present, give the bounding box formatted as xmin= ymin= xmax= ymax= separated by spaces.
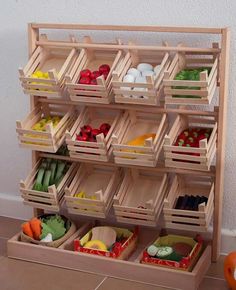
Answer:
xmin=80 ymin=125 xmax=92 ymax=135
xmin=79 ymin=77 xmax=91 ymax=84
xmin=90 ymin=79 xmax=97 ymax=85
xmin=80 ymin=69 xmax=91 ymax=78
xmin=76 ymin=133 xmax=88 ymax=141
xmin=99 ymin=64 xmax=110 ymax=75
xmin=91 ymin=129 xmax=101 ymax=137
xmin=90 ymin=70 xmax=101 ymax=79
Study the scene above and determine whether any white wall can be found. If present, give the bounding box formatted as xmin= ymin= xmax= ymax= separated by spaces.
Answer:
xmin=0 ymin=0 xmax=236 ymax=230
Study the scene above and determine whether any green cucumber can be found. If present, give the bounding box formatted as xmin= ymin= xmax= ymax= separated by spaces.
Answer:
xmin=33 ymin=168 xmax=45 ymax=191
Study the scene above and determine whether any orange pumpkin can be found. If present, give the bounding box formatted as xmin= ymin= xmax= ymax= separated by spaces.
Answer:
xmin=224 ymin=252 xmax=236 ymax=290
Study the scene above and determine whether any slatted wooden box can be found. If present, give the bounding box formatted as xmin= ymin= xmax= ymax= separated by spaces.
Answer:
xmin=112 ymin=111 xmax=168 ymax=167
xmin=65 ymin=164 xmax=121 ymax=218
xmin=113 ymin=169 xmax=168 ymax=226
xmin=66 ymin=107 xmax=123 ymax=162
xmin=16 ymin=103 xmax=77 ymax=153
xmin=66 ymin=40 xmax=124 ymax=104
xmin=164 ymin=114 xmax=217 ymax=171
xmin=112 ymin=49 xmax=170 ymax=105
xmin=19 ymin=42 xmax=78 ymax=98
xmin=163 ymin=175 xmax=214 ymax=232
xmin=163 ymin=45 xmax=219 ymax=105
xmin=20 ymin=160 xmax=78 ymax=211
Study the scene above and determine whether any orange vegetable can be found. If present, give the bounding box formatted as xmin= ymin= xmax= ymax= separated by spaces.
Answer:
xmin=29 ymin=218 xmax=42 ymax=240
xmin=224 ymin=252 xmax=236 ymax=290
xmin=21 ymin=222 xmax=34 ymax=238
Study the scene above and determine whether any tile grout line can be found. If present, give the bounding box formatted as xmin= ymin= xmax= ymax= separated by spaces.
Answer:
xmin=94 ymin=277 xmax=108 ymax=290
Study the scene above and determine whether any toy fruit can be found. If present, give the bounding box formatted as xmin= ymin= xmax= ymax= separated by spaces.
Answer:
xmin=100 ymin=123 xmax=111 ymax=133
xmin=91 ymin=70 xmax=101 ymax=79
xmin=99 ymin=64 xmax=110 ymax=75
xmin=79 ymin=77 xmax=91 ymax=84
xmin=84 ymin=240 xmax=107 ymax=251
xmin=80 ymin=69 xmax=91 ymax=78
xmin=91 ymin=129 xmax=101 ymax=138
xmin=81 ymin=125 xmax=93 ymax=135
xmin=126 ymin=133 xmax=156 ymax=147
xmin=76 ymin=134 xmax=88 ymax=141
xmin=90 ymin=79 xmax=97 ymax=85
xmin=224 ymin=252 xmax=236 ymax=290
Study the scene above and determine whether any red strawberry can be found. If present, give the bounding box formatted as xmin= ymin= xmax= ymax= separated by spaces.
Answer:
xmin=79 ymin=77 xmax=90 ymax=84
xmin=90 ymin=70 xmax=101 ymax=79
xmin=80 ymin=69 xmax=91 ymax=78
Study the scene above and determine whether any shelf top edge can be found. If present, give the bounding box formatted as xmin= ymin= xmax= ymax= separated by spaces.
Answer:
xmin=30 ymin=23 xmax=227 ymax=35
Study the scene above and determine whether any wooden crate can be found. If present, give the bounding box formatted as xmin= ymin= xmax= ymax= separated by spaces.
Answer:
xmin=16 ymin=103 xmax=77 ymax=153
xmin=66 ymin=107 xmax=123 ymax=162
xmin=113 ymin=169 xmax=168 ymax=226
xmin=19 ymin=41 xmax=78 ymax=98
xmin=163 ymin=175 xmax=214 ymax=232
xmin=20 ymin=160 xmax=78 ymax=211
xmin=8 ymin=230 xmax=212 ymax=290
xmin=65 ymin=164 xmax=122 ymax=218
xmin=164 ymin=114 xmax=217 ymax=171
xmin=112 ymin=48 xmax=170 ymax=106
xmin=112 ymin=111 xmax=168 ymax=167
xmin=66 ymin=39 xmax=124 ymax=104
xmin=163 ymin=45 xmax=219 ymax=105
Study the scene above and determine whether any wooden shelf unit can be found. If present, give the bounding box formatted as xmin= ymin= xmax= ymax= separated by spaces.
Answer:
xmin=8 ymin=23 xmax=230 ymax=290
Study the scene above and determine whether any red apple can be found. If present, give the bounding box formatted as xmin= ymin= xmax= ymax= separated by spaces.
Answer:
xmin=100 ymin=123 xmax=111 ymax=132
xmin=90 ymin=70 xmax=101 ymax=79
xmin=79 ymin=77 xmax=90 ymax=84
xmin=99 ymin=64 xmax=110 ymax=75
xmin=80 ymin=69 xmax=91 ymax=78
xmin=88 ymin=136 xmax=96 ymax=142
xmin=102 ymin=72 xmax=109 ymax=80
xmin=76 ymin=133 xmax=88 ymax=141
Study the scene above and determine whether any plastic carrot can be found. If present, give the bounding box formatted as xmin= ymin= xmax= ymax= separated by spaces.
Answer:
xmin=29 ymin=218 xmax=42 ymax=240
xmin=21 ymin=222 xmax=34 ymax=238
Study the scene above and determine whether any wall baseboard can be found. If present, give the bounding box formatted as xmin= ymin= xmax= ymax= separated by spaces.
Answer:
xmin=0 ymin=193 xmax=235 ymax=254
xmin=0 ymin=192 xmax=33 ymax=220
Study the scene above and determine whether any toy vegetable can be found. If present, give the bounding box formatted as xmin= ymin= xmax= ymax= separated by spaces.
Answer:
xmin=21 ymin=222 xmax=34 ymax=238
xmin=224 ymin=252 xmax=236 ymax=290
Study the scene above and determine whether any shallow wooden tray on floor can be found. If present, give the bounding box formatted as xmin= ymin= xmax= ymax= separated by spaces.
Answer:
xmin=66 ymin=38 xmax=124 ymax=104
xmin=20 ymin=160 xmax=78 ymax=211
xmin=112 ymin=46 xmax=170 ymax=106
xmin=163 ymin=175 xmax=214 ymax=232
xmin=19 ymin=37 xmax=78 ymax=98
xmin=7 ymin=229 xmax=212 ymax=290
xmin=163 ymin=44 xmax=219 ymax=106
xmin=16 ymin=103 xmax=77 ymax=153
xmin=112 ymin=110 xmax=168 ymax=167
xmin=66 ymin=107 xmax=123 ymax=162
xmin=65 ymin=164 xmax=122 ymax=218
xmin=113 ymin=169 xmax=168 ymax=226
xmin=164 ymin=114 xmax=217 ymax=171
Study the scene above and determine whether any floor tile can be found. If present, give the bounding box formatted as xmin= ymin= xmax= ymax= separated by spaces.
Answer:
xmin=199 ymin=277 xmax=228 ymax=290
xmin=0 ymin=257 xmax=105 ymax=290
xmin=0 ymin=238 xmax=7 ymax=256
xmin=97 ymin=278 xmax=168 ymax=290
xmin=0 ymin=217 xmax=24 ymax=238
xmin=206 ymin=255 xmax=225 ymax=279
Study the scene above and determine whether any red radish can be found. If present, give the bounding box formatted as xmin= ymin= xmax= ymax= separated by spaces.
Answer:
xmin=81 ymin=125 xmax=92 ymax=135
xmin=79 ymin=77 xmax=90 ymax=84
xmin=99 ymin=64 xmax=110 ymax=74
xmin=80 ymin=69 xmax=91 ymax=78
xmin=90 ymin=79 xmax=97 ymax=85
xmin=91 ymin=70 xmax=101 ymax=79
xmin=91 ymin=129 xmax=101 ymax=138
xmin=99 ymin=123 xmax=111 ymax=132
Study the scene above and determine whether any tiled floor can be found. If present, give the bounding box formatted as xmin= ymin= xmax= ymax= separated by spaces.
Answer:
xmin=0 ymin=216 xmax=229 ymax=290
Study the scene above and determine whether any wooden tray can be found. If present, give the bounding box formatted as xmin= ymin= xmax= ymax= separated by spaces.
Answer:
xmin=65 ymin=164 xmax=121 ymax=218
xmin=19 ymin=38 xmax=78 ymax=98
xmin=20 ymin=160 xmax=78 ymax=211
xmin=163 ymin=44 xmax=219 ymax=105
xmin=112 ymin=111 xmax=168 ymax=167
xmin=16 ymin=103 xmax=77 ymax=153
xmin=66 ymin=107 xmax=123 ymax=162
xmin=112 ymin=47 xmax=170 ymax=106
xmin=8 ymin=227 xmax=212 ymax=290
xmin=113 ymin=169 xmax=168 ymax=226
xmin=163 ymin=175 xmax=214 ymax=232
xmin=66 ymin=38 xmax=124 ymax=104
xmin=164 ymin=114 xmax=217 ymax=171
